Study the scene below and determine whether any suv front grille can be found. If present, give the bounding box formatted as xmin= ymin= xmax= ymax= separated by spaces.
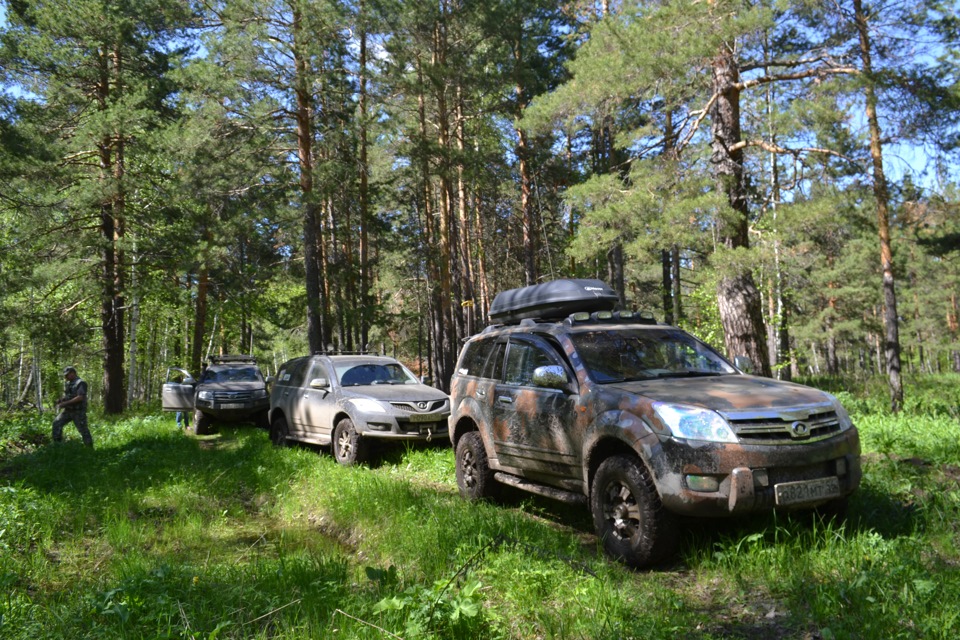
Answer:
xmin=213 ymin=391 xmax=255 ymax=401
xmin=726 ymin=408 xmax=842 ymax=444
xmin=391 ymin=400 xmax=446 ymax=413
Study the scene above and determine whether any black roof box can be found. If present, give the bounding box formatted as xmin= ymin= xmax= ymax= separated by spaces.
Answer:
xmin=488 ymin=279 xmax=619 ymax=324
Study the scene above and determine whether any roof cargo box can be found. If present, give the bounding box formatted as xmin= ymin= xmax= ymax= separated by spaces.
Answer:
xmin=488 ymin=279 xmax=619 ymax=324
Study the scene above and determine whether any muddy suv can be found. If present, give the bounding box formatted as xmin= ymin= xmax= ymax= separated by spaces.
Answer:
xmin=448 ymin=279 xmax=861 ymax=568
xmin=162 ymin=355 xmax=271 ymax=434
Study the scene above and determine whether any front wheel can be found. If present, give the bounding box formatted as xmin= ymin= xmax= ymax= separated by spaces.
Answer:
xmin=270 ymin=415 xmax=289 ymax=447
xmin=332 ymin=418 xmax=367 ymax=466
xmin=455 ymin=431 xmax=499 ymax=501
xmin=590 ymin=455 xmax=678 ymax=569
xmin=192 ymin=410 xmax=213 ymax=436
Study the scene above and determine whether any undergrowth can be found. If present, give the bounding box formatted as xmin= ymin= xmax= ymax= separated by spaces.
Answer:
xmin=0 ymin=375 xmax=958 ymax=639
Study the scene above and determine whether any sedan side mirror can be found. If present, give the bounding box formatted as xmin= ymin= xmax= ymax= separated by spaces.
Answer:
xmin=309 ymin=377 xmax=329 ymax=389
xmin=733 ymin=356 xmax=753 ymax=374
xmin=532 ymin=365 xmax=570 ymax=390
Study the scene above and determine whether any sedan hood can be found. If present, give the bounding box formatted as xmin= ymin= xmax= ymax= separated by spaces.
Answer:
xmin=607 ymin=375 xmax=832 ymax=413
xmin=342 ymin=384 xmax=449 ymax=403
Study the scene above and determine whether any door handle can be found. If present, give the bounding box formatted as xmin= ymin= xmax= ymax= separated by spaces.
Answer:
xmin=477 ymin=390 xmax=486 ymax=397
xmin=497 ymin=396 xmax=514 ymax=404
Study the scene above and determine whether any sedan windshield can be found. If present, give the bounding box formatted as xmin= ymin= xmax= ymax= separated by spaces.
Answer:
xmin=336 ymin=362 xmax=420 ymax=386
xmin=571 ymin=328 xmax=737 ymax=383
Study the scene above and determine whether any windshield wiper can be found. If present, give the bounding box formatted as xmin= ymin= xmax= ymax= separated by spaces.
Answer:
xmin=653 ymin=371 xmax=723 ymax=379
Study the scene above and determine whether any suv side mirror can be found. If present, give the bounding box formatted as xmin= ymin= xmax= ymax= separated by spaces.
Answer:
xmin=733 ymin=356 xmax=753 ymax=373
xmin=182 ymin=376 xmax=196 ymax=385
xmin=532 ymin=365 xmax=570 ymax=390
xmin=265 ymin=375 xmax=275 ymax=384
xmin=309 ymin=377 xmax=329 ymax=389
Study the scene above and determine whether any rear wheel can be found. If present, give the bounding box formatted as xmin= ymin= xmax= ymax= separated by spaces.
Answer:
xmin=333 ymin=418 xmax=367 ymax=466
xmin=270 ymin=415 xmax=289 ymax=447
xmin=192 ymin=410 xmax=213 ymax=435
xmin=455 ymin=431 xmax=499 ymax=501
xmin=590 ymin=455 xmax=678 ymax=569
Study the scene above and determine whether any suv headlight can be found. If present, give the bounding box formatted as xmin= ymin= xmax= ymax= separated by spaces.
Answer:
xmin=653 ymin=402 xmax=738 ymax=443
xmin=350 ymin=398 xmax=387 ymax=414
xmin=197 ymin=391 xmax=213 ymax=401
xmin=251 ymin=389 xmax=268 ymax=400
xmin=826 ymin=394 xmax=854 ymax=432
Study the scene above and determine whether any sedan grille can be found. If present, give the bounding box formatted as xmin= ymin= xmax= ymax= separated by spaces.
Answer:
xmin=391 ymin=400 xmax=446 ymax=413
xmin=725 ymin=408 xmax=842 ymax=444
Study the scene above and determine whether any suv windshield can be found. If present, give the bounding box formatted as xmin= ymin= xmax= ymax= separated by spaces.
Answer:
xmin=571 ymin=328 xmax=737 ymax=383
xmin=335 ymin=362 xmax=419 ymax=386
xmin=202 ymin=366 xmax=262 ymax=383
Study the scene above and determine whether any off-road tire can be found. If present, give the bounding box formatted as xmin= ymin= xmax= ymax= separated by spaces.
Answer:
xmin=270 ymin=415 xmax=290 ymax=447
xmin=590 ymin=455 xmax=678 ymax=569
xmin=455 ymin=431 xmax=500 ymax=501
xmin=192 ymin=410 xmax=214 ymax=436
xmin=333 ymin=418 xmax=367 ymax=466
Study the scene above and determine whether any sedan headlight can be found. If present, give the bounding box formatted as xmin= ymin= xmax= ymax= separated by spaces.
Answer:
xmin=350 ymin=398 xmax=388 ymax=414
xmin=652 ymin=402 xmax=738 ymax=443
xmin=826 ymin=394 xmax=854 ymax=432
xmin=197 ymin=391 xmax=213 ymax=401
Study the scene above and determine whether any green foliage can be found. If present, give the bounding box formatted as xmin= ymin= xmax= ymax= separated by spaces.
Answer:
xmin=0 ymin=376 xmax=958 ymax=638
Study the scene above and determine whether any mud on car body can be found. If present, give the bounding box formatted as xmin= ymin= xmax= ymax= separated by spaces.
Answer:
xmin=448 ymin=279 xmax=861 ymax=568
xmin=268 ymin=354 xmax=450 ymax=465
xmin=161 ymin=355 xmax=271 ymax=435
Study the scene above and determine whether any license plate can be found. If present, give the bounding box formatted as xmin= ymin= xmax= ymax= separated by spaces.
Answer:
xmin=407 ymin=412 xmax=440 ymax=423
xmin=774 ymin=477 xmax=841 ymax=506
xmin=220 ymin=403 xmax=245 ymax=410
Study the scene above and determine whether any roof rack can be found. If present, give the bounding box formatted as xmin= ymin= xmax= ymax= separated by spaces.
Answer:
xmin=209 ymin=354 xmax=257 ymax=364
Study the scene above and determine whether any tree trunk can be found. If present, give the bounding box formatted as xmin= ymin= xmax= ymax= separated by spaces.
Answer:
xmin=854 ymin=0 xmax=903 ymax=411
xmin=191 ymin=262 xmax=209 ymax=374
xmin=710 ymin=46 xmax=771 ymax=376
xmin=294 ymin=7 xmax=327 ymax=354
xmin=358 ymin=0 xmax=371 ymax=350
xmin=662 ymin=249 xmax=673 ymax=324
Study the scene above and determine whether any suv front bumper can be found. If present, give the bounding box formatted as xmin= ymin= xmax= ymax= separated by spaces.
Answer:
xmin=651 ymin=428 xmax=862 ymax=517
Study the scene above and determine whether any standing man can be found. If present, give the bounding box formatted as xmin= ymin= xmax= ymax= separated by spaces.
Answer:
xmin=52 ymin=366 xmax=94 ymax=448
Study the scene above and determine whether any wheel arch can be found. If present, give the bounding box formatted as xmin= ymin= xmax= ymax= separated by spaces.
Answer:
xmin=450 ymin=415 xmax=480 ymax=450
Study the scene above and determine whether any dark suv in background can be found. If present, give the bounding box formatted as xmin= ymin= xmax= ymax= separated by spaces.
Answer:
xmin=448 ymin=279 xmax=861 ymax=568
xmin=162 ymin=355 xmax=271 ymax=434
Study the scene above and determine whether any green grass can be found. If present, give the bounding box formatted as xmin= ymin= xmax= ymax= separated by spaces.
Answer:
xmin=1 ymin=375 xmax=959 ymax=639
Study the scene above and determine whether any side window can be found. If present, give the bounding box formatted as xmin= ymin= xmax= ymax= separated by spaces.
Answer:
xmin=482 ymin=342 xmax=506 ymax=381
xmin=503 ymin=342 xmax=556 ymax=387
xmin=305 ymin=360 xmax=332 ymax=385
xmin=281 ymin=359 xmax=309 ymax=387
xmin=461 ymin=339 xmax=495 ymax=377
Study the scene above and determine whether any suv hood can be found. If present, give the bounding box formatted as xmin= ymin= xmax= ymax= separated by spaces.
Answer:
xmin=607 ymin=375 xmax=832 ymax=412
xmin=342 ymin=385 xmax=448 ymax=403
xmin=200 ymin=381 xmax=265 ymax=392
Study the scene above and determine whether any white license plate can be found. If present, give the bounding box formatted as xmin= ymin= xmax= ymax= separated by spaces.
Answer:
xmin=407 ymin=412 xmax=439 ymax=423
xmin=775 ymin=476 xmax=841 ymax=506
xmin=220 ymin=403 xmax=245 ymax=410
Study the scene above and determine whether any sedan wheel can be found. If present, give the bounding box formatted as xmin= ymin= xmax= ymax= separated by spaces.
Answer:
xmin=270 ymin=415 xmax=289 ymax=447
xmin=333 ymin=418 xmax=367 ymax=466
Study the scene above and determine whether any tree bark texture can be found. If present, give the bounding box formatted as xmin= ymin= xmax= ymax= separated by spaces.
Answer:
xmin=854 ymin=0 xmax=903 ymax=411
xmin=710 ymin=46 xmax=771 ymax=376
